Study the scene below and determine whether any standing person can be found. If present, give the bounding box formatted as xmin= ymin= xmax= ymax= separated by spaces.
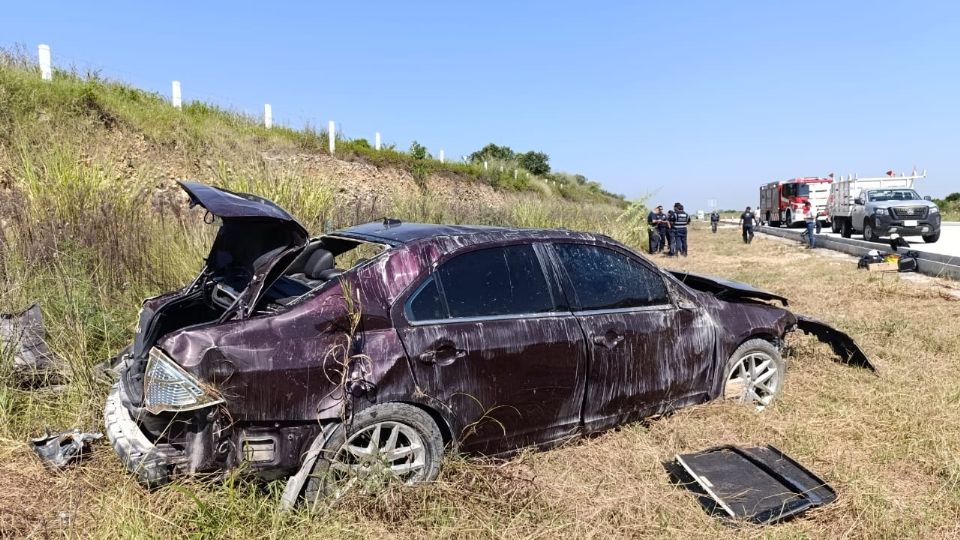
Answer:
xmin=646 ymin=205 xmax=663 ymax=254
xmin=665 ymin=207 xmax=676 ymax=254
xmin=655 ymin=206 xmax=669 ymax=253
xmin=739 ymin=206 xmax=756 ymax=244
xmin=669 ymin=203 xmax=690 ymax=256
xmin=710 ymin=210 xmax=720 ymax=233
xmin=802 ymin=201 xmax=816 ymax=248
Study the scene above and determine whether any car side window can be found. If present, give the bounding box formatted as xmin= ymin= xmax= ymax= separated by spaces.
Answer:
xmin=554 ymin=243 xmax=669 ymax=311
xmin=406 ymin=276 xmax=445 ymax=321
xmin=439 ymin=244 xmax=558 ymax=318
xmin=405 ymin=244 xmax=559 ymax=322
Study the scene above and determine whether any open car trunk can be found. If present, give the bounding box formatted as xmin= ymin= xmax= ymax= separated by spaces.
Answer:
xmin=124 ymin=182 xmax=310 ymax=403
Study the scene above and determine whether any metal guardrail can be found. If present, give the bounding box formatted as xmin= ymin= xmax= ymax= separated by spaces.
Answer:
xmin=754 ymin=225 xmax=960 ymax=281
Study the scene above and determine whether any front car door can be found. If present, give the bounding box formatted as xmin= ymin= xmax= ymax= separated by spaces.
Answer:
xmin=548 ymin=242 xmax=715 ymax=434
xmin=393 ymin=243 xmax=588 ymax=454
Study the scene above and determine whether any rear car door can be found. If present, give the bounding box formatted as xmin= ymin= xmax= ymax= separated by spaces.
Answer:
xmin=549 ymin=242 xmax=714 ymax=433
xmin=394 ymin=243 xmax=588 ymax=454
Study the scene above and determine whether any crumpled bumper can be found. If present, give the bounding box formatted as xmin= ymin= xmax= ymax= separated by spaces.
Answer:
xmin=103 ymin=382 xmax=176 ymax=487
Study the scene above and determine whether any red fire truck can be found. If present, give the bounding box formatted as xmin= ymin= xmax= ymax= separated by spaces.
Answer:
xmin=759 ymin=176 xmax=833 ymax=227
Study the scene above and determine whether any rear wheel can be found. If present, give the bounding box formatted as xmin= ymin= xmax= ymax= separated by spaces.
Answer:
xmin=723 ymin=339 xmax=785 ymax=408
xmin=830 ymin=219 xmax=840 ymax=234
xmin=841 ymin=219 xmax=852 ymax=238
xmin=923 ymin=231 xmax=940 ymax=243
xmin=303 ymin=403 xmax=444 ymax=502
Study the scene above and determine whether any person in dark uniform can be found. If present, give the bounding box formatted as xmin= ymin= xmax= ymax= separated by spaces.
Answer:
xmin=665 ymin=207 xmax=676 ymax=254
xmin=646 ymin=205 xmax=666 ymax=254
xmin=739 ymin=206 xmax=757 ymax=244
xmin=669 ymin=203 xmax=690 ymax=256
xmin=655 ymin=206 xmax=669 ymax=253
xmin=710 ymin=210 xmax=720 ymax=233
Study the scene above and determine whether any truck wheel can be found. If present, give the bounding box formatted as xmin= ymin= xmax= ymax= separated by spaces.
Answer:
xmin=840 ymin=219 xmax=852 ymax=238
xmin=830 ymin=220 xmax=840 ymax=234
xmin=303 ymin=403 xmax=444 ymax=501
xmin=785 ymin=210 xmax=792 ymax=227
xmin=922 ymin=231 xmax=940 ymax=243
xmin=723 ymin=339 xmax=785 ymax=408
xmin=863 ymin=221 xmax=879 ymax=242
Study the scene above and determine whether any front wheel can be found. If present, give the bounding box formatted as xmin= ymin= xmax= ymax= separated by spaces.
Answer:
xmin=863 ymin=221 xmax=879 ymax=242
xmin=830 ymin=219 xmax=840 ymax=234
xmin=923 ymin=231 xmax=940 ymax=243
xmin=723 ymin=339 xmax=785 ymax=408
xmin=303 ymin=403 xmax=444 ymax=502
xmin=841 ymin=219 xmax=852 ymax=238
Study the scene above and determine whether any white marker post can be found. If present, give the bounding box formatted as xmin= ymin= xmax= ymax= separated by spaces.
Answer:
xmin=264 ymin=104 xmax=272 ymax=129
xmin=375 ymin=132 xmax=381 ymax=150
xmin=171 ymin=81 xmax=182 ymax=109
xmin=484 ymin=161 xmax=488 ymax=171
xmin=328 ymin=121 xmax=335 ymax=154
xmin=439 ymin=150 xmax=444 ymax=163
xmin=38 ymin=44 xmax=52 ymax=81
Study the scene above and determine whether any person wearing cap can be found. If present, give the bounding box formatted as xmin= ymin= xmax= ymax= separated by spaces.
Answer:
xmin=669 ymin=202 xmax=690 ymax=256
xmin=738 ymin=206 xmax=757 ymax=244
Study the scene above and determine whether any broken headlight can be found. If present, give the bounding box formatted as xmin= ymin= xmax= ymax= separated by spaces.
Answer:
xmin=143 ymin=348 xmax=223 ymax=414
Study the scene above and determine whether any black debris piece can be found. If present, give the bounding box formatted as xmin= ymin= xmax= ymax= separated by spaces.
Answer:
xmin=31 ymin=429 xmax=103 ymax=469
xmin=796 ymin=315 xmax=877 ymax=372
xmin=0 ymin=304 xmax=69 ymax=387
xmin=665 ymin=445 xmax=837 ymax=525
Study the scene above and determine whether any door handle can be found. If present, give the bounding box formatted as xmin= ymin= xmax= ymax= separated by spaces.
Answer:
xmin=592 ymin=332 xmax=625 ymax=349
xmin=418 ymin=346 xmax=466 ymax=365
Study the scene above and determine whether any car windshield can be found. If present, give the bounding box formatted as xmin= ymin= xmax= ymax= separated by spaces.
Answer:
xmin=867 ymin=189 xmax=920 ymax=202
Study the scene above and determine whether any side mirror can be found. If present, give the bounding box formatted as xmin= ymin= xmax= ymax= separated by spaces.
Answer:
xmin=853 ymin=197 xmax=864 ymax=205
xmin=923 ymin=195 xmax=932 ymax=201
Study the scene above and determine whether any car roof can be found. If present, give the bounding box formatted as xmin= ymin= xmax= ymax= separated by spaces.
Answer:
xmin=333 ymin=220 xmax=600 ymax=246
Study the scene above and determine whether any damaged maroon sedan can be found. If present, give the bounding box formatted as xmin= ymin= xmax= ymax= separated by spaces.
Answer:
xmin=105 ymin=182 xmax=871 ymax=505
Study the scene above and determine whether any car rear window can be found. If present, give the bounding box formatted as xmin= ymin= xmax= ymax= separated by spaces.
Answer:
xmin=406 ymin=244 xmax=559 ymax=321
xmin=554 ymin=243 xmax=669 ymax=311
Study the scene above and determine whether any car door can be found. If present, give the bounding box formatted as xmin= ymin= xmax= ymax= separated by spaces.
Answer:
xmin=393 ymin=243 xmax=588 ymax=454
xmin=548 ymin=242 xmax=714 ymax=434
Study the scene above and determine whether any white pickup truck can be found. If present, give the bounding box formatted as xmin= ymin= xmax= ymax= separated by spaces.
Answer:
xmin=826 ymin=172 xmax=941 ymax=243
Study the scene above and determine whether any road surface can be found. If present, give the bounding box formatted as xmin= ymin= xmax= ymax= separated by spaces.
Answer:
xmin=811 ymin=221 xmax=960 ymax=259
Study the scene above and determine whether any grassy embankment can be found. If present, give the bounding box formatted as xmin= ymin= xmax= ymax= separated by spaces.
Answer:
xmin=3 ymin=54 xmax=960 ymax=538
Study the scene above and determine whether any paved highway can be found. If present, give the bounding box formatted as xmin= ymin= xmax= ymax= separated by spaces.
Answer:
xmin=813 ymin=221 xmax=960 ymax=259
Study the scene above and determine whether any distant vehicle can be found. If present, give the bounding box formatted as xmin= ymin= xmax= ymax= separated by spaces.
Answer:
xmin=826 ymin=171 xmax=941 ymax=243
xmin=759 ymin=177 xmax=833 ymax=228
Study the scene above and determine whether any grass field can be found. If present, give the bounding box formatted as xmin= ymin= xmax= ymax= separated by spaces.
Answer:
xmin=3 ymin=222 xmax=960 ymax=539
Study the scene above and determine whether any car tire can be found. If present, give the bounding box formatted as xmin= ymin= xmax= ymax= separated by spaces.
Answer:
xmin=722 ymin=339 xmax=785 ymax=408
xmin=863 ymin=221 xmax=879 ymax=242
xmin=303 ymin=403 xmax=444 ymax=502
xmin=922 ymin=231 xmax=940 ymax=243
xmin=841 ymin=219 xmax=852 ymax=238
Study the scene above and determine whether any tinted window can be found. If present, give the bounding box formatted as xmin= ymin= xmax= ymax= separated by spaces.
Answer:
xmin=554 ymin=243 xmax=669 ymax=310
xmin=436 ymin=244 xmax=558 ymax=318
xmin=407 ymin=276 xmax=445 ymax=321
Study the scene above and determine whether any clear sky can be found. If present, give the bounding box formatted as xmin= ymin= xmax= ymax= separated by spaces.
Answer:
xmin=2 ymin=1 xmax=957 ymax=209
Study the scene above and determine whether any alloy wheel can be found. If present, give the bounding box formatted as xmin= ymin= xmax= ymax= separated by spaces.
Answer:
xmin=328 ymin=421 xmax=427 ymax=494
xmin=724 ymin=351 xmax=780 ymax=407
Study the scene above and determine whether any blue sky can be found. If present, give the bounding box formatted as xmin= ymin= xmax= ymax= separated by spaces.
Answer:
xmin=3 ymin=1 xmax=958 ymax=209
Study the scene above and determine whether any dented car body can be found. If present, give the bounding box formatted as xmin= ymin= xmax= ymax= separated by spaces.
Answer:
xmin=104 ymin=182 xmax=871 ymax=499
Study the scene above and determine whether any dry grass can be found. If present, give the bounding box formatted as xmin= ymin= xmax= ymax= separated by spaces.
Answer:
xmin=3 ymin=224 xmax=960 ymax=538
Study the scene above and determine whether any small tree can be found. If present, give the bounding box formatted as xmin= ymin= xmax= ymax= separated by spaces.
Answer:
xmin=518 ymin=151 xmax=550 ymax=176
xmin=469 ymin=143 xmax=515 ymax=163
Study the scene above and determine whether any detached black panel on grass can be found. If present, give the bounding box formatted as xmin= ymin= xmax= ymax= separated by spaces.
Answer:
xmin=666 ymin=445 xmax=836 ymax=525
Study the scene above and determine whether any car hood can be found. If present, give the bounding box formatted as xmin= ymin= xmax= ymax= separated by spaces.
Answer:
xmin=869 ymin=200 xmax=937 ymax=210
xmin=669 ymin=271 xmax=789 ymax=306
